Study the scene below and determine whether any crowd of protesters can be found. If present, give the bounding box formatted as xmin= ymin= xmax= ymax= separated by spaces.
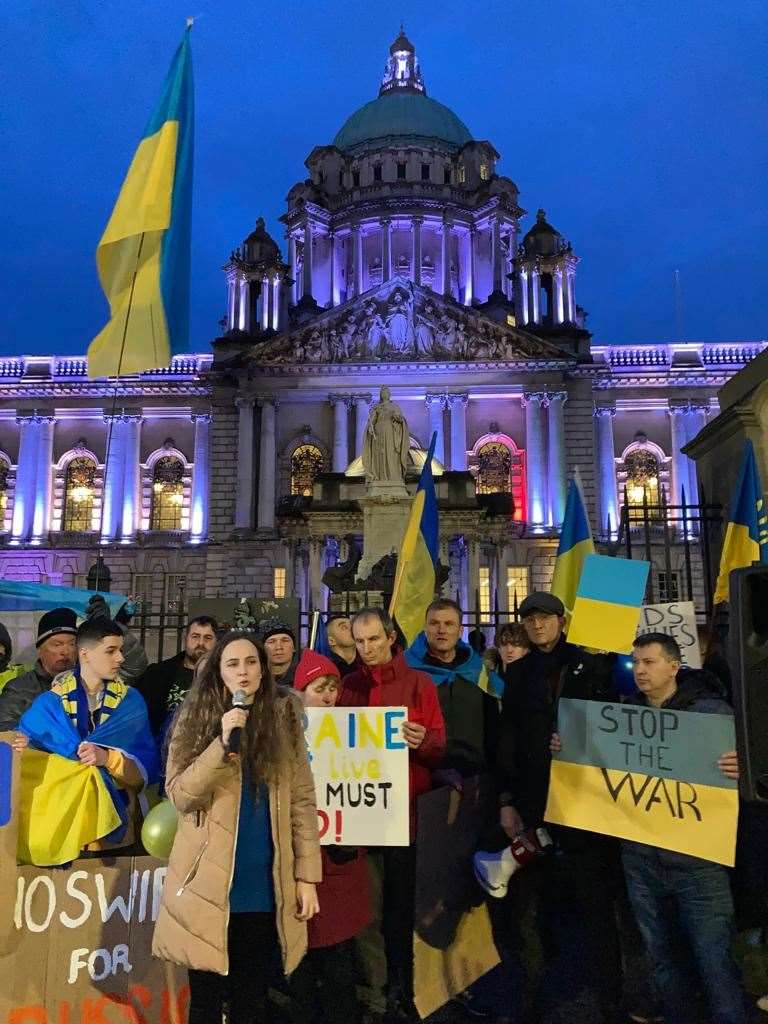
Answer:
xmin=0 ymin=588 xmax=766 ymax=1024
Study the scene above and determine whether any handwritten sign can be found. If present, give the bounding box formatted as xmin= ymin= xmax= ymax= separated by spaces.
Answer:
xmin=545 ymin=698 xmax=738 ymax=865
xmin=636 ymin=601 xmax=701 ymax=668
xmin=303 ymin=706 xmax=409 ymax=846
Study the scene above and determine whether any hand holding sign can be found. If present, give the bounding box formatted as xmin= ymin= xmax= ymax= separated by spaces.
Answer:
xmin=403 ymin=721 xmax=426 ymax=749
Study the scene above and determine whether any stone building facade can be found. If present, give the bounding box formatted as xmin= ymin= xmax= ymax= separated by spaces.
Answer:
xmin=0 ymin=32 xmax=764 ymax=624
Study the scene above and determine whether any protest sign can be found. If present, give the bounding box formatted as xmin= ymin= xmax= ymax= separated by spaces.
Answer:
xmin=636 ymin=601 xmax=701 ymax=668
xmin=567 ymin=554 xmax=650 ymax=654
xmin=413 ymin=780 xmax=500 ymax=1019
xmin=545 ymin=698 xmax=738 ymax=865
xmin=304 ymin=706 xmax=410 ymax=846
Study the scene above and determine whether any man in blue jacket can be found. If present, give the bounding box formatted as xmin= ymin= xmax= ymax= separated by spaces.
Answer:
xmin=405 ymin=598 xmax=504 ymax=780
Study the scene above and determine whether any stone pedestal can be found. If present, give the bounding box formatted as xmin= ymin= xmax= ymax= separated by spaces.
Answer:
xmin=356 ymin=491 xmax=412 ymax=582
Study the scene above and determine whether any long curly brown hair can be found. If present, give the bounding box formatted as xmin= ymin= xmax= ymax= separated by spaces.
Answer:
xmin=168 ymin=631 xmax=301 ymax=784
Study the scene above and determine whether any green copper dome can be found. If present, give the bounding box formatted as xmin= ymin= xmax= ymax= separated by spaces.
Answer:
xmin=333 ymin=91 xmax=473 ymax=153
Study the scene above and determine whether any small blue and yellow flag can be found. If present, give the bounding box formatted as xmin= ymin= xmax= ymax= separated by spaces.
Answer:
xmin=714 ymin=440 xmax=768 ymax=604
xmin=567 ymin=553 xmax=650 ymax=654
xmin=390 ymin=434 xmax=439 ymax=647
xmin=551 ymin=474 xmax=595 ymax=616
xmin=87 ymin=27 xmax=194 ymax=379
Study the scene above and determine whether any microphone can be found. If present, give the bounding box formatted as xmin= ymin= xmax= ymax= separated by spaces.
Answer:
xmin=228 ymin=689 xmax=249 ymax=755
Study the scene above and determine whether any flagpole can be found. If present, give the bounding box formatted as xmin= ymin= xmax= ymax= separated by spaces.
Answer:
xmin=94 ymin=233 xmax=146 ymax=591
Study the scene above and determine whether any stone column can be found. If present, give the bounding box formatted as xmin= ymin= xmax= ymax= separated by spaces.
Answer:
xmin=271 ymin=274 xmax=280 ymax=330
xmin=239 ymin=279 xmax=250 ymax=332
xmin=449 ymin=394 xmax=468 ymax=471
xmin=308 ymin=537 xmax=324 ymax=610
xmin=546 ymin=392 xmax=567 ymax=528
xmin=120 ymin=414 xmax=143 ymax=542
xmin=497 ymin=542 xmax=510 ymax=614
xmin=566 ymin=272 xmax=576 ymax=321
xmin=31 ymin=415 xmax=55 ymax=543
xmin=594 ymin=406 xmax=618 ymax=537
xmin=355 ymin=394 xmax=371 ymax=457
xmin=468 ymin=535 xmax=481 ymax=617
xmin=531 ymin=269 xmax=541 ymax=323
xmin=683 ymin=404 xmax=708 ymax=506
xmin=288 ymin=235 xmax=297 ymax=305
xmin=412 ymin=217 xmax=423 ymax=286
xmin=235 ymin=397 xmax=255 ymax=530
xmin=302 ymin=221 xmax=313 ymax=300
xmin=100 ymin=415 xmax=126 ymax=543
xmin=467 ymin=227 xmax=476 ymax=305
xmin=11 ymin=415 xmax=38 ymax=541
xmin=519 ymin=268 xmax=530 ymax=324
xmin=441 ymin=217 xmax=452 ymax=296
xmin=491 ymin=216 xmax=504 ymax=294
xmin=668 ymin=405 xmax=689 ymax=508
xmin=381 ymin=219 xmax=392 ymax=283
xmin=282 ymin=538 xmax=296 ymax=598
xmin=426 ymin=394 xmax=446 ymax=465
xmin=190 ymin=413 xmax=212 ymax=542
xmin=261 ymin=276 xmax=270 ymax=330
xmin=329 ymin=232 xmax=337 ymax=307
xmin=352 ymin=224 xmax=363 ymax=296
xmin=524 ymin=392 xmax=547 ymax=529
xmin=227 ymin=276 xmax=237 ymax=330
xmin=257 ymin=397 xmax=278 ymax=530
xmin=554 ymin=269 xmax=564 ymax=324
xmin=330 ymin=395 xmax=350 ymax=473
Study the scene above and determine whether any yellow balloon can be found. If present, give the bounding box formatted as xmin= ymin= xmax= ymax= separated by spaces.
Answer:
xmin=141 ymin=798 xmax=178 ymax=860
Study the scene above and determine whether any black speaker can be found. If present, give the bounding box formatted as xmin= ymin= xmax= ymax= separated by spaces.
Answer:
xmin=729 ymin=565 xmax=768 ymax=801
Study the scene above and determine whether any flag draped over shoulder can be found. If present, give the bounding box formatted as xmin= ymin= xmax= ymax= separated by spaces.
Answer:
xmin=87 ymin=28 xmax=194 ymax=379
xmin=390 ymin=434 xmax=439 ymax=647
xmin=17 ymin=681 xmax=159 ymax=865
xmin=714 ymin=440 xmax=768 ymax=604
xmin=551 ymin=475 xmax=595 ymax=615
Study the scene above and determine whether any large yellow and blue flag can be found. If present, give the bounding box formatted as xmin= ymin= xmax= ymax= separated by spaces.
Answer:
xmin=714 ymin=440 xmax=768 ymax=604
xmin=390 ymin=433 xmax=439 ymax=647
xmin=87 ymin=27 xmax=194 ymax=379
xmin=551 ymin=474 xmax=595 ymax=615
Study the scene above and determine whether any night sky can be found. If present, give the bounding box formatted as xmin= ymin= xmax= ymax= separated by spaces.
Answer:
xmin=2 ymin=0 xmax=766 ymax=357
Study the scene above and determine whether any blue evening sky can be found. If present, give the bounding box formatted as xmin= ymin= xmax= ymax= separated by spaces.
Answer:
xmin=1 ymin=0 xmax=765 ymax=357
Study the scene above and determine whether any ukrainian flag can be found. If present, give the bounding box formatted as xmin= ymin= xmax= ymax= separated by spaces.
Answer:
xmin=714 ymin=440 xmax=768 ymax=604
xmin=390 ymin=434 xmax=439 ymax=647
xmin=87 ymin=27 xmax=194 ymax=379
xmin=551 ymin=475 xmax=595 ymax=616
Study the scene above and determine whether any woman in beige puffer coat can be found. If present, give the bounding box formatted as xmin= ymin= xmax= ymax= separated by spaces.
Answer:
xmin=152 ymin=631 xmax=321 ymax=1024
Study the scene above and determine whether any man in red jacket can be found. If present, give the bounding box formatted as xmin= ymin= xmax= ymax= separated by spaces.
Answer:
xmin=338 ymin=606 xmax=446 ymax=1024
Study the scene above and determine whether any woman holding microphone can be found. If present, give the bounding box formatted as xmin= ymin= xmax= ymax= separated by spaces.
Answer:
xmin=153 ymin=630 xmax=321 ymax=1024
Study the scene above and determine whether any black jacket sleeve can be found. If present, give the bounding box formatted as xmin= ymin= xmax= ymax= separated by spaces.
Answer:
xmin=0 ymin=670 xmax=47 ymax=732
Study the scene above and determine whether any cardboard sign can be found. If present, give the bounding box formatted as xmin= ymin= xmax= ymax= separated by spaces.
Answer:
xmin=545 ymin=698 xmax=739 ymax=865
xmin=568 ymin=554 xmax=650 ymax=654
xmin=303 ymin=706 xmax=410 ymax=846
xmin=636 ymin=601 xmax=701 ymax=668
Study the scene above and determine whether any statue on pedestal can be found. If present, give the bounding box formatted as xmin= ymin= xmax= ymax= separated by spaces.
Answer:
xmin=362 ymin=386 xmax=410 ymax=485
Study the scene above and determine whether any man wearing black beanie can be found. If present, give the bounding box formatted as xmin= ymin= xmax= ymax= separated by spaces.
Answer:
xmin=257 ymin=618 xmax=298 ymax=687
xmin=0 ymin=608 xmax=78 ymax=731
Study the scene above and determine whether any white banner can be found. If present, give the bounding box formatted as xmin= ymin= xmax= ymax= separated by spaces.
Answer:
xmin=636 ymin=601 xmax=701 ymax=668
xmin=303 ymin=706 xmax=410 ymax=847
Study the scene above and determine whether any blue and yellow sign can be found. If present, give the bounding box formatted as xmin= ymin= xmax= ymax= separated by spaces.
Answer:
xmin=545 ymin=698 xmax=738 ymax=865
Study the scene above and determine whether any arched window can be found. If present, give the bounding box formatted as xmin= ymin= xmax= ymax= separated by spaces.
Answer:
xmin=476 ymin=442 xmax=512 ymax=495
xmin=291 ymin=444 xmax=324 ymax=497
xmin=62 ymin=457 xmax=96 ymax=531
xmin=624 ymin=449 xmax=661 ymax=509
xmin=150 ymin=456 xmax=184 ymax=530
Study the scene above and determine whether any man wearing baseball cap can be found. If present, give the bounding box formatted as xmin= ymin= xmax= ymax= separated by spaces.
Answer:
xmin=476 ymin=591 xmax=623 ymax=1023
xmin=0 ymin=608 xmax=78 ymax=731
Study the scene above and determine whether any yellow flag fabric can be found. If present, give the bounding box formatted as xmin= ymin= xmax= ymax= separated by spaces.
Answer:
xmin=551 ymin=478 xmax=595 ymax=616
xmin=390 ymin=491 xmax=437 ymax=647
xmin=17 ymin=750 xmax=122 ymax=866
xmin=713 ymin=440 xmax=767 ymax=604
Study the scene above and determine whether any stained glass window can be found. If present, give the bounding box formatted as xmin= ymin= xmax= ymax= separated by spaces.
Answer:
xmin=150 ymin=457 xmax=184 ymax=530
xmin=291 ymin=444 xmax=324 ymax=497
xmin=62 ymin=457 xmax=96 ymax=532
xmin=476 ymin=442 xmax=512 ymax=494
xmin=625 ymin=449 xmax=661 ymax=509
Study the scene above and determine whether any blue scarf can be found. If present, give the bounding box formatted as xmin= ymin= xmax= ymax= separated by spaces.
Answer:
xmin=405 ymin=633 xmax=505 ymax=699
xmin=18 ymin=675 xmax=160 ymax=843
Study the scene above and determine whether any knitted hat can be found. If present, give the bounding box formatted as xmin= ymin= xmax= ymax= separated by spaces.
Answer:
xmin=257 ymin=617 xmax=296 ymax=645
xmin=294 ymin=649 xmax=341 ymax=691
xmin=36 ymin=607 xmax=78 ymax=647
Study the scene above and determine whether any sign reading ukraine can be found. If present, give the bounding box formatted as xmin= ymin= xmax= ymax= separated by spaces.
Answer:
xmin=567 ymin=554 xmax=650 ymax=654
xmin=304 ymin=706 xmax=410 ymax=846
xmin=545 ymin=699 xmax=739 ymax=865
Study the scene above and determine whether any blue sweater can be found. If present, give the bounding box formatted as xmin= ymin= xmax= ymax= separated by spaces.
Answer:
xmin=230 ymin=780 xmax=275 ymax=913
